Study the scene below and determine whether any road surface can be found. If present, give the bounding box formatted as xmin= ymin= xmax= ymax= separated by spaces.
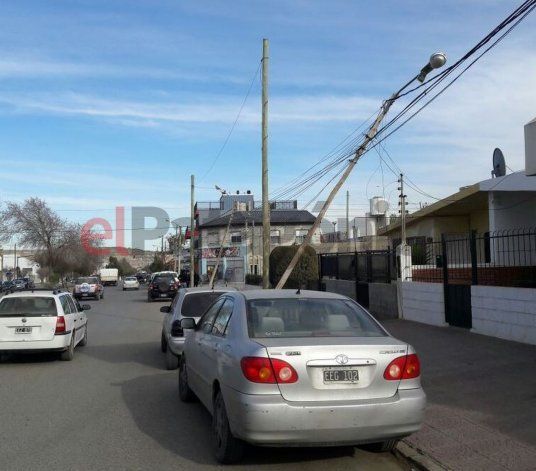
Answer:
xmin=0 ymin=286 xmax=407 ymax=470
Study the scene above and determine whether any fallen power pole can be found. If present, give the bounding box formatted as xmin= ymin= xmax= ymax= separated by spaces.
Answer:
xmin=209 ymin=209 xmax=235 ymax=288
xmin=190 ymin=174 xmax=195 ymax=288
xmin=261 ymin=38 xmax=270 ymax=289
xmin=275 ymin=53 xmax=447 ymax=289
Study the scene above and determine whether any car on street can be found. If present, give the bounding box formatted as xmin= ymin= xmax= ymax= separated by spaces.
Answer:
xmin=178 ymin=289 xmax=426 ymax=464
xmin=160 ymin=287 xmax=236 ymax=369
xmin=147 ymin=273 xmax=179 ymax=302
xmin=1 ymin=280 xmax=15 ymax=293
xmin=11 ymin=279 xmax=27 ymax=292
xmin=73 ymin=276 xmax=104 ymax=301
xmin=0 ymin=289 xmax=90 ymax=361
xmin=122 ymin=276 xmax=140 ymax=291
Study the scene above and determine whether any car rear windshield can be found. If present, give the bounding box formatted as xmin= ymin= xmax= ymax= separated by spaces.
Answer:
xmin=125 ymin=277 xmax=137 ymax=281
xmin=181 ymin=292 xmax=226 ymax=317
xmin=76 ymin=277 xmax=98 ymax=284
xmin=153 ymin=275 xmax=174 ymax=282
xmin=246 ymin=298 xmax=386 ymax=338
xmin=0 ymin=297 xmax=58 ymax=317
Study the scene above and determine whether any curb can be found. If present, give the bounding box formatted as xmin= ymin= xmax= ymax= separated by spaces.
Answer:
xmin=395 ymin=440 xmax=450 ymax=471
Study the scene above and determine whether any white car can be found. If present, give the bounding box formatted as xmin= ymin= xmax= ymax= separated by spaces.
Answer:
xmin=122 ymin=276 xmax=140 ymax=290
xmin=0 ymin=289 xmax=90 ymax=361
xmin=160 ymin=287 xmax=235 ymax=370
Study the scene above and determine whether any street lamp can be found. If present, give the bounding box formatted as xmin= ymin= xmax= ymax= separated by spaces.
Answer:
xmin=417 ymin=52 xmax=447 ymax=83
xmin=332 ymin=221 xmax=337 ymax=233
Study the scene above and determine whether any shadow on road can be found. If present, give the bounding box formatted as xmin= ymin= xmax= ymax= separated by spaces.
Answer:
xmin=119 ymin=372 xmax=356 ymax=466
xmin=0 ymin=351 xmax=60 ymax=364
xmin=82 ymin=342 xmax=164 ymax=369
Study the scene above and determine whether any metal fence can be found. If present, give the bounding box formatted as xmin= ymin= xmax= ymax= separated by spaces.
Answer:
xmin=319 ymin=249 xmax=396 ymax=284
xmin=410 ymin=228 xmax=536 ymax=287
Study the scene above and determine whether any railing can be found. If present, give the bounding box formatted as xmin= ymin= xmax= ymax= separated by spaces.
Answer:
xmin=410 ymin=228 xmax=536 ymax=287
xmin=319 ymin=249 xmax=396 ymax=284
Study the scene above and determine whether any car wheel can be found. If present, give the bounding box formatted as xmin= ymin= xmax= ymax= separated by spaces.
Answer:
xmin=123 ymin=288 xmax=126 ymax=291
xmin=79 ymin=324 xmax=88 ymax=346
xmin=363 ymin=439 xmax=399 ymax=453
xmin=178 ymin=357 xmax=197 ymax=402
xmin=161 ymin=332 xmax=167 ymax=353
xmin=60 ymin=332 xmax=75 ymax=361
xmin=212 ymin=390 xmax=244 ymax=464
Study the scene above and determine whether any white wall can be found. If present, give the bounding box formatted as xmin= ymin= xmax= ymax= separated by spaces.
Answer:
xmin=472 ymin=286 xmax=536 ymax=345
xmin=400 ymin=282 xmax=447 ymax=327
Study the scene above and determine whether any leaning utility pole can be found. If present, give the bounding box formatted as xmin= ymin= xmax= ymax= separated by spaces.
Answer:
xmin=209 ymin=209 xmax=235 ymax=288
xmin=346 ymin=190 xmax=350 ymax=240
xmin=261 ymin=38 xmax=270 ymax=289
xmin=275 ymin=52 xmax=446 ymax=289
xmin=190 ymin=174 xmax=195 ymax=288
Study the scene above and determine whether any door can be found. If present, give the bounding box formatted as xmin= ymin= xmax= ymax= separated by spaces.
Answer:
xmin=445 ymin=284 xmax=472 ymax=328
xmin=186 ymin=298 xmax=225 ymax=406
xmin=59 ymin=295 xmax=77 ymax=341
xmin=0 ymin=296 xmax=58 ymax=343
xmin=67 ymin=295 xmax=86 ymax=343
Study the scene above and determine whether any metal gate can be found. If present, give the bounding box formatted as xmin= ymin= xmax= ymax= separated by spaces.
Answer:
xmin=441 ymin=234 xmax=473 ymax=328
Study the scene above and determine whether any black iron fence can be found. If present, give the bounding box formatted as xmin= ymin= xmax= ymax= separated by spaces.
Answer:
xmin=410 ymin=228 xmax=536 ymax=288
xmin=319 ymin=249 xmax=396 ymax=284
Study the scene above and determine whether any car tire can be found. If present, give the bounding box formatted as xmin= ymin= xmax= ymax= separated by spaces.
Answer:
xmin=60 ymin=333 xmax=75 ymax=361
xmin=123 ymin=288 xmax=126 ymax=291
xmin=165 ymin=346 xmax=179 ymax=370
xmin=363 ymin=439 xmax=399 ymax=453
xmin=79 ymin=324 xmax=88 ymax=346
xmin=161 ymin=332 xmax=167 ymax=353
xmin=178 ymin=357 xmax=197 ymax=403
xmin=212 ymin=390 xmax=244 ymax=464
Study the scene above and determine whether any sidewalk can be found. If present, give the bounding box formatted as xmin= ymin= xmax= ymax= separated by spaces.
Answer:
xmin=383 ymin=319 xmax=536 ymax=471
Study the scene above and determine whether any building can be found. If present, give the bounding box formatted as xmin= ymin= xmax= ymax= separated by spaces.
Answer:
xmin=379 ymin=170 xmax=536 ymax=244
xmin=197 ymin=209 xmax=319 ymax=282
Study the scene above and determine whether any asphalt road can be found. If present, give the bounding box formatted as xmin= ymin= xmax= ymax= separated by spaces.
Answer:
xmin=0 ymin=287 xmax=407 ymax=471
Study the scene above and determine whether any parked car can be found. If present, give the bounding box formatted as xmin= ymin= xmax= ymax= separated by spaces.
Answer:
xmin=73 ymin=276 xmax=104 ymax=300
xmin=1 ymin=280 xmax=14 ymax=293
xmin=178 ymin=289 xmax=425 ymax=464
xmin=11 ymin=279 xmax=26 ymax=292
xmin=135 ymin=272 xmax=147 ymax=284
xmin=0 ymin=290 xmax=90 ymax=361
xmin=122 ymin=276 xmax=140 ymax=291
xmin=147 ymin=273 xmax=179 ymax=302
xmin=160 ymin=287 xmax=236 ymax=370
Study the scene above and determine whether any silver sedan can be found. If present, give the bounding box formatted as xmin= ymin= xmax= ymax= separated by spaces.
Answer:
xmin=178 ymin=289 xmax=426 ymax=464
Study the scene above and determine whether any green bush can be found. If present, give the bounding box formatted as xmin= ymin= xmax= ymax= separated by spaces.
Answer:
xmin=245 ymin=274 xmax=263 ymax=286
xmin=269 ymin=245 xmax=318 ymax=289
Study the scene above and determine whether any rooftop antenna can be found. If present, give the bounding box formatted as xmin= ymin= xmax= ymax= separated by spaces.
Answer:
xmin=491 ymin=148 xmax=506 ymax=178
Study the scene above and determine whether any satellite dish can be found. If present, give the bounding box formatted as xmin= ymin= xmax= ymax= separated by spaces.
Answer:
xmin=492 ymin=148 xmax=506 ymax=178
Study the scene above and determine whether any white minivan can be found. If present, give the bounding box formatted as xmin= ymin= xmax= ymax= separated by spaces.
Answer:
xmin=0 ymin=290 xmax=90 ymax=361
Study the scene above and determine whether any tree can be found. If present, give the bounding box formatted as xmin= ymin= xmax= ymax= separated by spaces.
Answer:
xmin=269 ymin=245 xmax=318 ymax=289
xmin=106 ymin=256 xmax=135 ymax=276
xmin=149 ymin=254 xmax=165 ymax=273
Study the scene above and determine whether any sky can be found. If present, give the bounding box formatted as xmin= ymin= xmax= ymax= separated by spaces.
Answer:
xmin=0 ymin=0 xmax=535 ymax=247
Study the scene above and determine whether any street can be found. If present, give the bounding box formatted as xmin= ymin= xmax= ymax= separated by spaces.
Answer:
xmin=0 ymin=287 xmax=406 ymax=471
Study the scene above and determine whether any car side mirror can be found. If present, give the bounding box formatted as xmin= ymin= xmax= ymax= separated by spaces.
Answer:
xmin=180 ymin=317 xmax=196 ymax=330
xmin=160 ymin=306 xmax=171 ymax=313
xmin=81 ymin=304 xmax=91 ymax=311
xmin=171 ymin=319 xmax=183 ymax=337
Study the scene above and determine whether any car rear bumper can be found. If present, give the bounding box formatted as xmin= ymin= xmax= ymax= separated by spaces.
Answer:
xmin=0 ymin=334 xmax=72 ymax=352
xmin=223 ymin=386 xmax=426 ymax=446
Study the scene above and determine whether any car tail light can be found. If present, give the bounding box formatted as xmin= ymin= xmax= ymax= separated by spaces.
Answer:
xmin=383 ymin=354 xmax=420 ymax=380
xmin=149 ymin=283 xmax=154 ymax=289
xmin=240 ymin=357 xmax=298 ymax=384
xmin=55 ymin=316 xmax=66 ymax=334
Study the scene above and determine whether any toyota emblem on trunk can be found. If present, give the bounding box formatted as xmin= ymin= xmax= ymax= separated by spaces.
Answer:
xmin=335 ymin=354 xmax=348 ymax=365
xmin=21 ymin=318 xmax=27 ymax=323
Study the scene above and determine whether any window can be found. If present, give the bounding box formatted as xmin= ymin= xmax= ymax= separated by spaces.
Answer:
xmin=76 ymin=277 xmax=99 ymax=284
xmin=246 ymin=298 xmax=386 ymax=339
xmin=199 ymin=298 xmax=225 ymax=334
xmin=295 ymin=229 xmax=308 ymax=244
xmin=0 ymin=297 xmax=57 ymax=317
xmin=60 ymin=296 xmax=73 ymax=314
xmin=181 ymin=292 xmax=227 ymax=318
xmin=270 ymin=230 xmax=280 ymax=245
xmin=231 ymin=232 xmax=242 ymax=244
xmin=212 ymin=298 xmax=234 ymax=337
xmin=208 ymin=231 xmax=219 ymax=245
xmin=66 ymin=296 xmax=78 ymax=314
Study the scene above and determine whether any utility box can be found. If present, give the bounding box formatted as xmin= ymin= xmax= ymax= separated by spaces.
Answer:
xmin=525 ymin=117 xmax=536 ymax=176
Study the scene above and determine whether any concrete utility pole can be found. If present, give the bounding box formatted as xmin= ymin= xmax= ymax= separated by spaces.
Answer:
xmin=398 ymin=174 xmax=407 ymax=245
xmin=261 ymin=38 xmax=270 ymax=289
xmin=274 ymin=52 xmax=446 ymax=289
xmin=190 ymin=174 xmax=195 ymax=288
xmin=346 ymin=190 xmax=350 ymax=240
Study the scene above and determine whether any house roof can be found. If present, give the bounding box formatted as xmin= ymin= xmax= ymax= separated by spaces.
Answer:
xmin=199 ymin=209 xmax=316 ymax=228
xmin=379 ymin=171 xmax=536 ymax=236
